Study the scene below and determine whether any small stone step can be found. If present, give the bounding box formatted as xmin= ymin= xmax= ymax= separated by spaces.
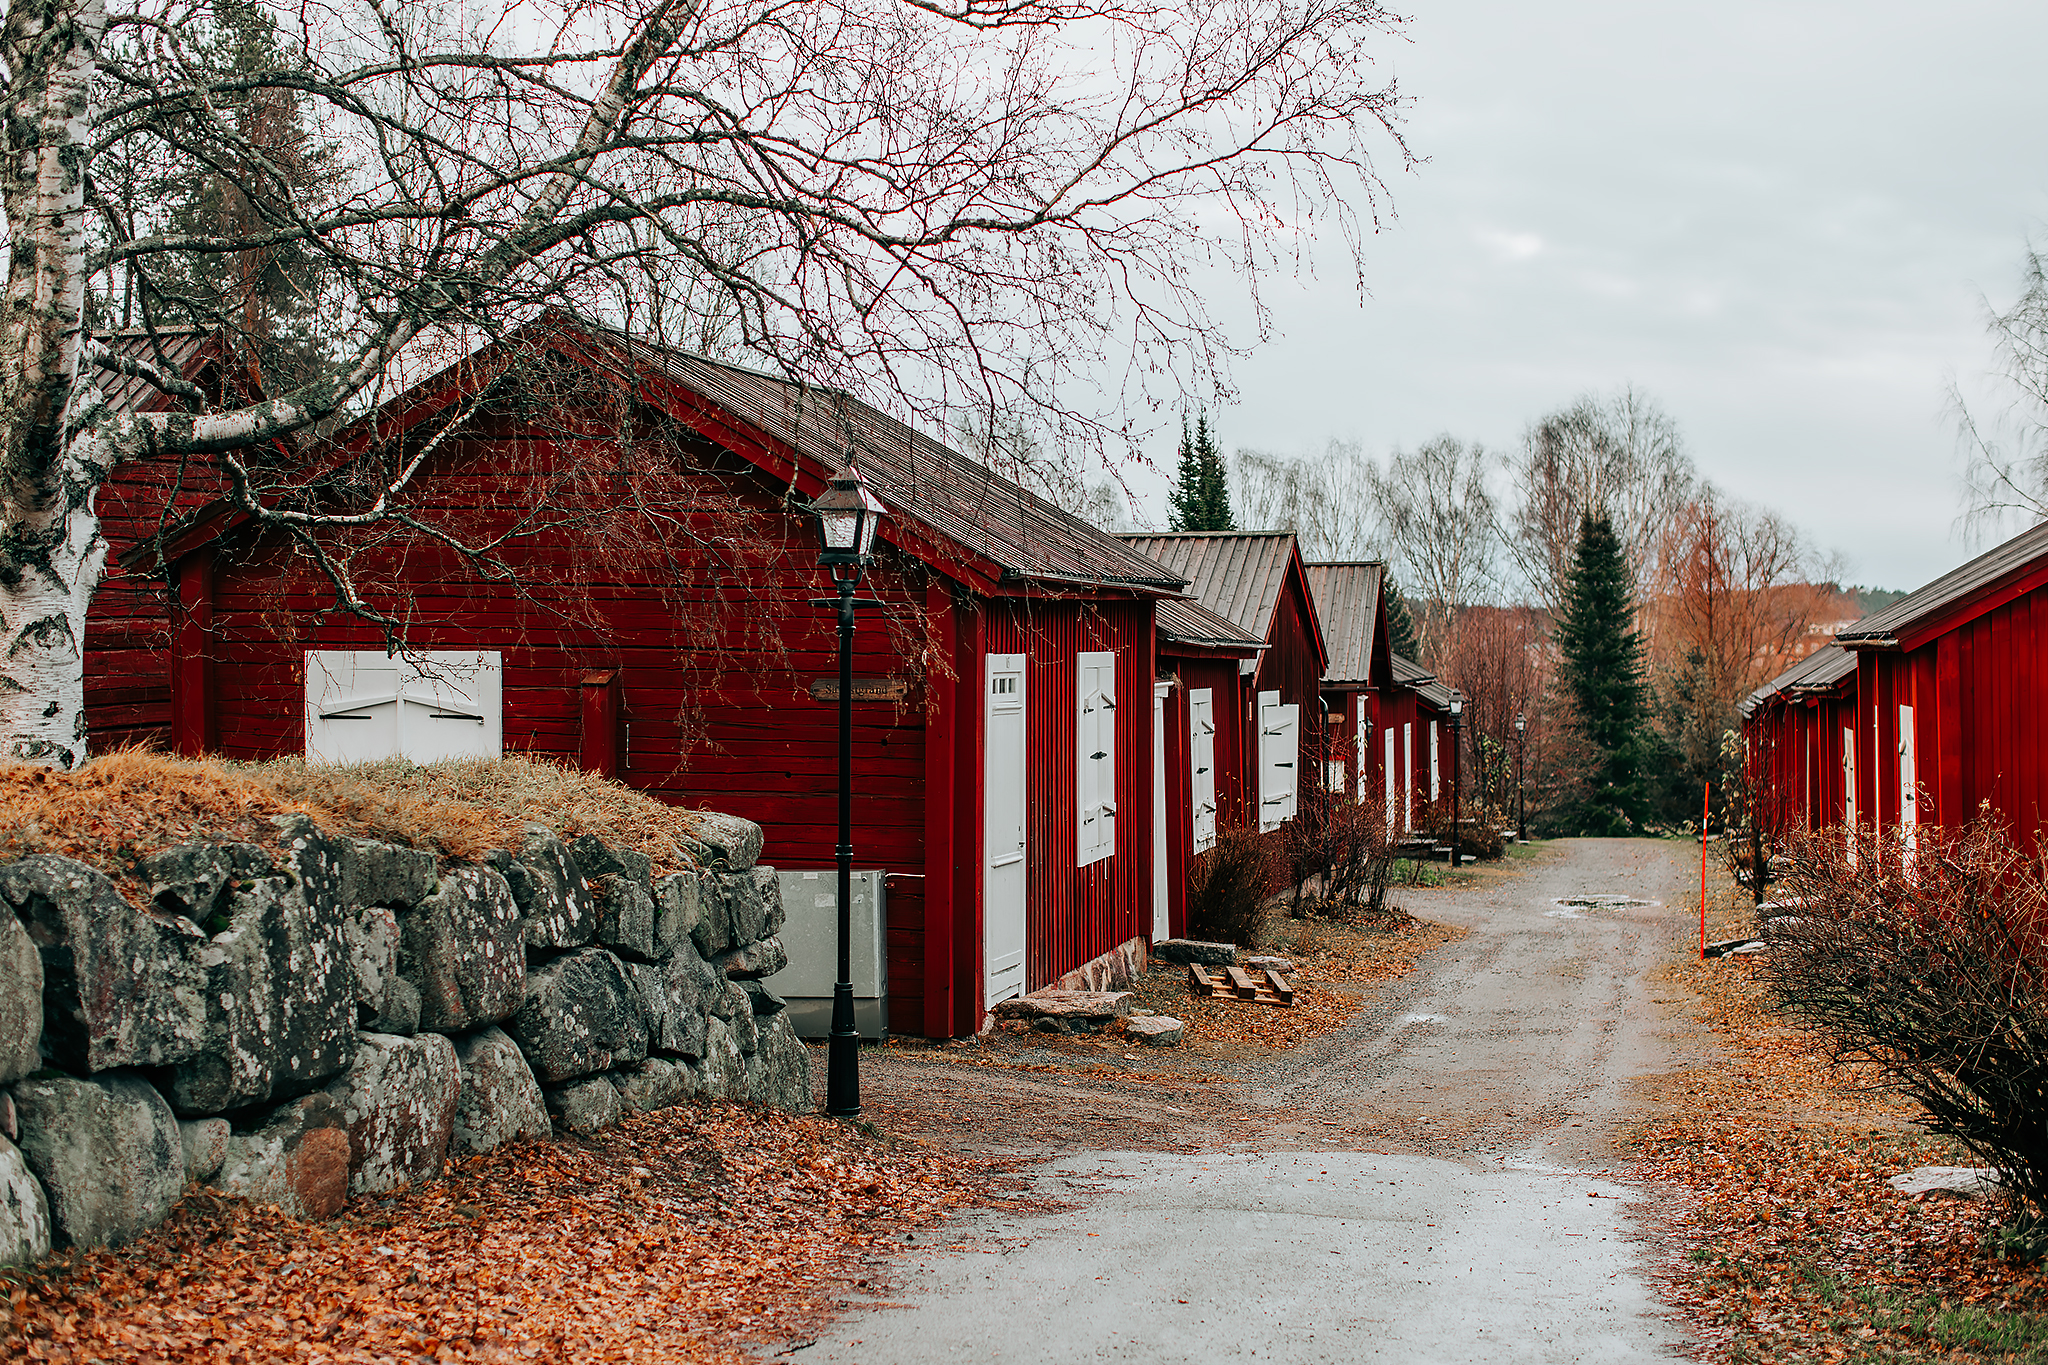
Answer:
xmin=990 ymin=990 xmax=1134 ymax=1034
xmin=1124 ymin=1016 xmax=1184 ymax=1047
xmin=1244 ymin=955 xmax=1295 ymax=975
xmin=1150 ymin=939 xmax=1239 ymax=967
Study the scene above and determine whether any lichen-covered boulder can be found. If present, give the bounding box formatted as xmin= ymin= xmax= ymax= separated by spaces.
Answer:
xmin=715 ymin=934 xmax=789 ymax=982
xmin=400 ymin=865 xmax=525 ymax=1032
xmin=0 ymin=909 xmax=42 ymax=1084
xmin=162 ymin=873 xmax=358 ymax=1116
xmin=215 ymin=1092 xmax=350 ymax=1218
xmin=343 ymin=839 xmax=437 ymax=910
xmin=0 ymin=1137 xmax=50 ymax=1266
xmin=688 ymin=811 xmax=763 ymax=871
xmin=489 ymin=826 xmax=595 ymax=950
xmin=653 ymin=871 xmax=701 ymax=960
xmin=610 ymin=1057 xmax=693 ymax=1114
xmin=1 ymin=855 xmax=208 ymax=1074
xmin=450 ymin=1027 xmax=549 ymax=1156
xmin=347 ymin=906 xmax=420 ymax=1035
xmin=723 ymin=986 xmax=760 ymax=1056
xmin=696 ymin=1016 xmax=749 ymax=1101
xmin=543 ymin=1077 xmax=620 ymax=1134
xmin=755 ymin=867 xmax=785 ymax=938
xmin=738 ymin=979 xmax=787 ymax=1017
xmin=747 ymin=1013 xmax=814 ymax=1113
xmin=321 ymin=1032 xmax=459 ymax=1195
xmin=11 ymin=1072 xmax=182 ymax=1248
xmin=653 ymin=945 xmax=719 ymax=1060
xmin=178 ymin=1118 xmax=229 ymax=1183
xmin=626 ymin=962 xmax=670 ymax=1051
xmin=507 ymin=948 xmax=649 ymax=1083
xmin=566 ymin=835 xmax=653 ymax=898
xmin=141 ymin=843 xmax=233 ymax=922
xmin=589 ymin=874 xmax=658 ymax=962
xmin=708 ymin=870 xmax=768 ymax=948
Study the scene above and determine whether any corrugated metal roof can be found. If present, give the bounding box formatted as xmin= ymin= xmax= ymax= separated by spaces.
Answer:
xmin=1391 ymin=652 xmax=1455 ymax=709
xmin=1738 ymin=644 xmax=1856 ymax=717
xmin=93 ymin=330 xmax=218 ymax=413
xmin=599 ymin=331 xmax=1185 ymax=593
xmin=1156 ymin=595 xmax=1265 ymax=651
xmin=1302 ymin=561 xmax=1384 ymax=684
xmin=1837 ymin=519 xmax=2048 ymax=646
xmin=1115 ymin=532 xmax=1297 ymax=640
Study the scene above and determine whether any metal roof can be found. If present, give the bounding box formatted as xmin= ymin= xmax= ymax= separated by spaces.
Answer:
xmin=1302 ymin=561 xmax=1384 ymax=684
xmin=1156 ymin=595 xmax=1265 ymax=651
xmin=1836 ymin=519 xmax=2048 ymax=647
xmin=1738 ymin=644 xmax=1857 ymax=717
xmin=1116 ymin=532 xmax=1298 ymax=640
xmin=93 ymin=330 xmax=220 ymax=413
xmin=1392 ymin=652 xmax=1456 ymax=709
xmin=609 ymin=333 xmax=1186 ymax=593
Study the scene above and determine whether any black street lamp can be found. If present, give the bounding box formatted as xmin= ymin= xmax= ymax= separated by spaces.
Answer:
xmin=1514 ymin=709 xmax=1528 ymax=843
xmin=809 ymin=458 xmax=886 ymax=1119
xmin=1446 ymin=691 xmax=1464 ymax=870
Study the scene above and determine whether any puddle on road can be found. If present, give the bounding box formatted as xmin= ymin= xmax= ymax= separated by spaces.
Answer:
xmin=1400 ymin=1013 xmax=1449 ymax=1025
xmin=1549 ymin=895 xmax=1659 ymax=912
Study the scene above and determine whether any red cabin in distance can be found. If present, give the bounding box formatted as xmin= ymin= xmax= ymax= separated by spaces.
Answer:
xmin=1303 ymin=561 xmax=1394 ymax=804
xmin=119 ymin=318 xmax=1195 ymax=1037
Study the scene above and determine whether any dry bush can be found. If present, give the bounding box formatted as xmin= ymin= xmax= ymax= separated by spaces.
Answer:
xmin=1416 ymin=796 xmax=1507 ymax=861
xmin=1761 ymin=811 xmax=2048 ymax=1225
xmin=1185 ymin=826 xmax=1276 ymax=947
xmin=1278 ymin=787 xmax=1401 ymax=918
xmin=0 ymin=749 xmax=710 ymax=874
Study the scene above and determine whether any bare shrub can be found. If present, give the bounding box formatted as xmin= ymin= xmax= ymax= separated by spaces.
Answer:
xmin=1275 ymin=783 xmax=1401 ymax=919
xmin=1416 ymin=796 xmax=1507 ymax=861
xmin=1185 ymin=826 xmax=1276 ymax=947
xmin=1760 ymin=812 xmax=2048 ymax=1223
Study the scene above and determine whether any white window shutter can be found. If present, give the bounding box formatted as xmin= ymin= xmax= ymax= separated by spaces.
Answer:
xmin=1076 ymin=651 xmax=1116 ymax=866
xmin=306 ymin=650 xmax=503 ymax=765
xmin=1189 ymin=688 xmax=1217 ymax=855
xmin=1258 ymin=691 xmax=1298 ymax=833
xmin=1429 ymin=721 xmax=1440 ymax=802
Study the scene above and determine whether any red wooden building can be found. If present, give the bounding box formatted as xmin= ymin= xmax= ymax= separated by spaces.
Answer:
xmin=1119 ymin=532 xmax=1330 ymax=837
xmin=115 ymin=319 xmax=1196 ymax=1036
xmin=1746 ymin=521 xmax=2048 ymax=854
xmin=1302 ymin=561 xmax=1394 ymax=803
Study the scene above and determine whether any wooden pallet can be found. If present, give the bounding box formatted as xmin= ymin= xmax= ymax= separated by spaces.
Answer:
xmin=1187 ymin=962 xmax=1295 ymax=1007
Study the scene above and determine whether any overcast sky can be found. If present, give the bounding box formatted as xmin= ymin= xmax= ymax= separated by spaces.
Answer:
xmin=1122 ymin=0 xmax=2048 ymax=591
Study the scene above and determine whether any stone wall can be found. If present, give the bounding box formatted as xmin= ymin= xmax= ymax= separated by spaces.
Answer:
xmin=0 ymin=810 xmax=810 ymax=1264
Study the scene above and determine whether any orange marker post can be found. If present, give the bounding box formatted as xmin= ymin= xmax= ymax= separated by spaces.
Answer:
xmin=1699 ymin=782 xmax=1710 ymax=959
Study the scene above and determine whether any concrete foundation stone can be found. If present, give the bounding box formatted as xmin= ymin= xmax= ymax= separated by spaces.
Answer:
xmin=543 ymin=1077 xmax=620 ymax=1134
xmin=746 ymin=1013 xmax=813 ymax=1112
xmin=179 ymin=1117 xmax=230 ymax=1183
xmin=321 ymin=1032 xmax=459 ymax=1195
xmin=0 ymin=1136 xmax=51 ymax=1266
xmin=400 ymin=865 xmax=525 ymax=1032
xmin=450 ymin=1026 xmax=549 ymax=1156
xmin=0 ymin=909 xmax=41 ymax=1084
xmin=508 ymin=947 xmax=650 ymax=1083
xmin=12 ymin=1072 xmax=182 ymax=1248
xmin=2 ymin=855 xmax=208 ymax=1074
xmin=215 ymin=1093 xmax=350 ymax=1218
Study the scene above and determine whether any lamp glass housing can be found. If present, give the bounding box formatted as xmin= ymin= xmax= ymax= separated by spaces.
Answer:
xmin=1448 ymin=692 xmax=1464 ymax=718
xmin=1515 ymin=711 xmax=1526 ymax=733
xmin=812 ymin=462 xmax=887 ymax=565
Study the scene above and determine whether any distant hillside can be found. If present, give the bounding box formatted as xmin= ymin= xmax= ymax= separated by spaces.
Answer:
xmin=1845 ymin=585 xmax=1908 ymax=617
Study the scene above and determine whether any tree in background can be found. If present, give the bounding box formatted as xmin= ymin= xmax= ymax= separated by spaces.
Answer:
xmin=1369 ymin=435 xmax=1497 ymax=661
xmin=1553 ymin=512 xmax=1652 ymax=834
xmin=1169 ymin=412 xmax=1234 ymax=531
xmin=1955 ymin=243 xmax=2048 ymax=540
xmin=1234 ymin=437 xmax=1375 ymax=556
xmin=1384 ymin=574 xmax=1421 ymax=661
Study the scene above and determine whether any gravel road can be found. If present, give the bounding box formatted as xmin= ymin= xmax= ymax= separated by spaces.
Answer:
xmin=793 ymin=838 xmax=1707 ymax=1364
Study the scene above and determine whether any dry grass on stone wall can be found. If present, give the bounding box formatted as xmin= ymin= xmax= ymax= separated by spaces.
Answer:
xmin=0 ymin=748 xmax=711 ymax=877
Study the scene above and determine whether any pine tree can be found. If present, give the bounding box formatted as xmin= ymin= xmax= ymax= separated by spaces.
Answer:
xmin=1167 ymin=415 xmax=1205 ymax=531
xmin=1554 ymin=512 xmax=1652 ymax=834
xmin=1167 ymin=409 xmax=1236 ymax=531
xmin=1383 ymin=573 xmax=1421 ymax=661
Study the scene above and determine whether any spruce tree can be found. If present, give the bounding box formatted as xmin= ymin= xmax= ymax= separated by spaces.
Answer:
xmin=1383 ymin=574 xmax=1421 ymax=661
xmin=1554 ymin=511 xmax=1651 ymax=835
xmin=1167 ymin=415 xmax=1205 ymax=531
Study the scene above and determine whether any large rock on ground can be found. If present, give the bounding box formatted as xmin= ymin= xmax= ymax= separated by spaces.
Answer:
xmin=688 ymin=811 xmax=763 ymax=871
xmin=450 ymin=1027 xmax=549 ymax=1156
xmin=696 ymin=1016 xmax=749 ymax=1101
xmin=653 ymin=945 xmax=720 ymax=1060
xmin=400 ymin=865 xmax=525 ymax=1032
xmin=343 ymin=839 xmax=437 ymax=910
xmin=508 ymin=948 xmax=649 ymax=1083
xmin=990 ymin=990 xmax=1134 ymax=1034
xmin=321 ymin=1032 xmax=459 ymax=1195
xmin=11 ymin=1072 xmax=182 ymax=1248
xmin=346 ymin=906 xmax=419 ymax=1035
xmin=654 ymin=872 xmax=702 ymax=960
xmin=1125 ymin=1015 xmax=1185 ymax=1047
xmin=2 ymin=855 xmax=208 ymax=1073
xmin=0 ymin=909 xmax=41 ymax=1084
xmin=610 ymin=1057 xmax=694 ymax=1114
xmin=489 ymin=826 xmax=596 ymax=950
xmin=164 ymin=873 xmax=358 ymax=1115
xmin=543 ymin=1077 xmax=621 ymax=1134
xmin=1149 ymin=939 xmax=1238 ymax=967
xmin=0 ymin=1137 xmax=51 ymax=1265
xmin=215 ymin=1093 xmax=351 ymax=1219
xmin=179 ymin=1118 xmax=229 ymax=1183
xmin=746 ymin=1013 xmax=813 ymax=1113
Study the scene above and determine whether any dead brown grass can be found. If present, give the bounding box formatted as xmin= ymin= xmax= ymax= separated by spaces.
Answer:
xmin=0 ymin=748 xmax=711 ymax=876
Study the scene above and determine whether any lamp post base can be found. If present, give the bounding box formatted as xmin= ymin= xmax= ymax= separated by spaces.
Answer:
xmin=825 ymin=981 xmax=861 ymax=1117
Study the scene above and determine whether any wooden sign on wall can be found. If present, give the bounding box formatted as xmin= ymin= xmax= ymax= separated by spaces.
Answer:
xmin=808 ymin=677 xmax=911 ymax=703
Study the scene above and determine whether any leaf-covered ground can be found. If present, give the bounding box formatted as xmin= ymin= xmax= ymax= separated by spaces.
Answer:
xmin=2 ymin=1096 xmax=1010 ymax=1363
xmin=1635 ymin=869 xmax=2048 ymax=1364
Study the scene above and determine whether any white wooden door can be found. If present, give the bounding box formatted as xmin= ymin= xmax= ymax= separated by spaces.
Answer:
xmin=1843 ymin=724 xmax=1857 ymax=862
xmin=306 ymin=650 xmax=502 ymax=765
xmin=983 ymin=654 xmax=1027 ymax=1008
xmin=1383 ymin=730 xmax=1398 ymax=833
xmin=1429 ymin=721 xmax=1441 ymax=802
xmin=1189 ymin=688 xmax=1217 ymax=854
xmin=1151 ymin=681 xmax=1171 ymax=940
xmin=1403 ymin=722 xmax=1414 ymax=831
xmin=1898 ymin=703 xmax=1917 ymax=865
xmin=1355 ymin=697 xmax=1369 ymax=804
